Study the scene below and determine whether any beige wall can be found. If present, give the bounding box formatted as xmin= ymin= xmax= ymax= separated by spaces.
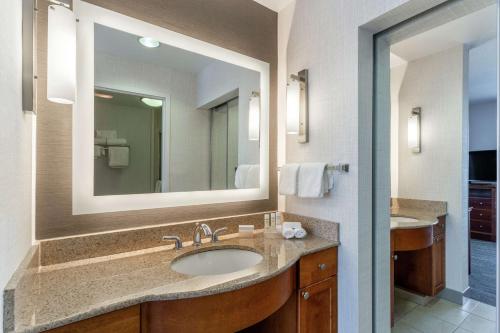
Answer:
xmin=0 ymin=0 xmax=34 ymax=328
xmin=35 ymin=0 xmax=277 ymax=239
xmin=397 ymin=46 xmax=469 ymax=293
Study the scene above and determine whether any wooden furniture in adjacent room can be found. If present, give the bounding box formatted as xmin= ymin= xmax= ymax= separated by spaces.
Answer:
xmin=44 ymin=247 xmax=338 ymax=333
xmin=469 ymin=183 xmax=496 ymax=242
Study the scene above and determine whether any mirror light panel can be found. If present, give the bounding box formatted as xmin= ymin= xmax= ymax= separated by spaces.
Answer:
xmin=408 ymin=107 xmax=421 ymax=153
xmin=248 ymin=92 xmax=260 ymax=141
xmin=47 ymin=4 xmax=76 ymax=104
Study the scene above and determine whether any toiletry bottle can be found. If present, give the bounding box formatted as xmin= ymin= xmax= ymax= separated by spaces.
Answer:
xmin=264 ymin=214 xmax=270 ymax=231
xmin=276 ymin=212 xmax=282 ymax=232
xmin=270 ymin=212 xmax=276 ymax=230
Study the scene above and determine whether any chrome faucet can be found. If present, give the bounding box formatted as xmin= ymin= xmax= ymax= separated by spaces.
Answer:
xmin=193 ymin=223 xmax=212 ymax=246
xmin=211 ymin=227 xmax=228 ymax=243
xmin=162 ymin=235 xmax=183 ymax=250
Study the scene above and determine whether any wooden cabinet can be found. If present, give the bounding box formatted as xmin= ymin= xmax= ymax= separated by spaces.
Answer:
xmin=469 ymin=183 xmax=496 ymax=241
xmin=298 ymin=276 xmax=337 ymax=333
xmin=431 ymin=217 xmax=446 ymax=294
xmin=298 ymin=247 xmax=338 ymax=333
xmin=45 ymin=306 xmax=140 ymax=333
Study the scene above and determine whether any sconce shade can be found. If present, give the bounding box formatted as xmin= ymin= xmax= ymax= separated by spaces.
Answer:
xmin=248 ymin=92 xmax=260 ymax=141
xmin=47 ymin=5 xmax=76 ymax=104
xmin=286 ymin=79 xmax=300 ymax=134
xmin=408 ymin=108 xmax=421 ymax=153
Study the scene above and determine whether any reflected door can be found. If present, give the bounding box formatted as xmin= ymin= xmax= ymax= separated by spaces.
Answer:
xmin=210 ymin=98 xmax=238 ymax=190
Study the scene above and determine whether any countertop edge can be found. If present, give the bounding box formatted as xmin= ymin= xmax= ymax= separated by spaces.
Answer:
xmin=13 ymin=240 xmax=339 ymax=333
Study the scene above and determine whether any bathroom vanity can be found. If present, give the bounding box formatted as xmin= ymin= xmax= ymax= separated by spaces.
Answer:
xmin=6 ymin=233 xmax=338 ymax=333
xmin=389 ymin=200 xmax=447 ymax=326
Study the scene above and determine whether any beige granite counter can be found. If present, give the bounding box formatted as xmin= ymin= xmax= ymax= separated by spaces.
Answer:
xmin=390 ymin=198 xmax=447 ymax=230
xmin=5 ymin=233 xmax=338 ymax=333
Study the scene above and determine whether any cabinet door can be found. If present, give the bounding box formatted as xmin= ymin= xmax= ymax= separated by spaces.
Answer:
xmin=432 ymin=217 xmax=446 ymax=295
xmin=298 ymin=276 xmax=337 ymax=333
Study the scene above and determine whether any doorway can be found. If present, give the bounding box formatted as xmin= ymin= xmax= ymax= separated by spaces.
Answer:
xmin=371 ymin=0 xmax=498 ymax=332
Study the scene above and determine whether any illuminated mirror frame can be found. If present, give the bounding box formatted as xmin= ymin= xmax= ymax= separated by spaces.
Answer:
xmin=72 ymin=1 xmax=270 ymax=214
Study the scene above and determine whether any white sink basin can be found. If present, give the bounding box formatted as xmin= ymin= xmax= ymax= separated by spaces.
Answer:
xmin=170 ymin=248 xmax=263 ymax=276
xmin=391 ymin=217 xmax=419 ymax=223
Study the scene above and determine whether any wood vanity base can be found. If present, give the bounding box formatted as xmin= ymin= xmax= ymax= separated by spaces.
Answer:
xmin=142 ymin=267 xmax=295 ymax=333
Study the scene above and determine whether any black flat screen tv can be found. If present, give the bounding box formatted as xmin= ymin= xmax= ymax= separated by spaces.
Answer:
xmin=469 ymin=150 xmax=497 ymax=182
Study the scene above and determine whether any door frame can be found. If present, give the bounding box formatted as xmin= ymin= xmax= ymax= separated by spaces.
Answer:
xmin=362 ymin=0 xmax=499 ymax=332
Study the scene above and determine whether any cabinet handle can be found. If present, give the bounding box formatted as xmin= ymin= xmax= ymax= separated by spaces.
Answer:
xmin=318 ymin=263 xmax=327 ymax=271
xmin=302 ymin=291 xmax=310 ymax=300
xmin=480 ymin=202 xmax=484 ymax=205
xmin=393 ymin=254 xmax=398 ymax=261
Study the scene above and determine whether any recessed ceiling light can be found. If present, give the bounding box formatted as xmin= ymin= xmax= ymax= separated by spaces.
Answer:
xmin=94 ymin=92 xmax=113 ymax=99
xmin=138 ymin=37 xmax=160 ymax=48
xmin=141 ymin=97 xmax=163 ymax=108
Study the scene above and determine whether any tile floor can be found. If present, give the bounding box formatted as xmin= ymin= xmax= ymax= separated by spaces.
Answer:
xmin=392 ymin=296 xmax=497 ymax=333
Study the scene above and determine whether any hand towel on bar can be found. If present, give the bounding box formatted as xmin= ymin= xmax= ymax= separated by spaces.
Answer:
xmin=297 ymin=163 xmax=333 ymax=198
xmin=106 ymin=138 xmax=127 ymax=145
xmin=279 ymin=163 xmax=300 ymax=195
xmin=235 ymin=164 xmax=260 ymax=189
xmin=108 ymin=146 xmax=129 ymax=168
xmin=235 ymin=165 xmax=251 ymax=189
xmin=245 ymin=165 xmax=260 ymax=188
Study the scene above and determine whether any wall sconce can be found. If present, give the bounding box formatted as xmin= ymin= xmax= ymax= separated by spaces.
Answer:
xmin=47 ymin=0 xmax=76 ymax=104
xmin=408 ymin=107 xmax=421 ymax=153
xmin=287 ymin=69 xmax=308 ymax=143
xmin=248 ymin=91 xmax=260 ymax=141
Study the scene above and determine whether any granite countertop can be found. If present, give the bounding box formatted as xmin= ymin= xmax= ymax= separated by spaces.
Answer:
xmin=8 ymin=233 xmax=338 ymax=333
xmin=390 ymin=207 xmax=446 ymax=230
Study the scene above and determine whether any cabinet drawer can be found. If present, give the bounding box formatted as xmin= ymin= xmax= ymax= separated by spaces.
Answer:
xmin=469 ymin=198 xmax=492 ymax=209
xmin=470 ymin=209 xmax=492 ymax=221
xmin=470 ymin=219 xmax=492 ymax=233
xmin=299 ymin=247 xmax=337 ymax=288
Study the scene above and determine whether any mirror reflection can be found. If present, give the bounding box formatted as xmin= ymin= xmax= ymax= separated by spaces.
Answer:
xmin=93 ymin=24 xmax=260 ymax=196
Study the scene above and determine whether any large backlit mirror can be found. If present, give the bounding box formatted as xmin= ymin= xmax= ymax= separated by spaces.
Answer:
xmin=73 ymin=2 xmax=269 ymax=213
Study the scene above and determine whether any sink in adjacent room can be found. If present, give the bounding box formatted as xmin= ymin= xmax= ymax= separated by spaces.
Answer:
xmin=170 ymin=248 xmax=263 ymax=276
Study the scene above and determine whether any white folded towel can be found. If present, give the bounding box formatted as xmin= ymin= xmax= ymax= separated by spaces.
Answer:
xmin=279 ymin=164 xmax=300 ymax=195
xmin=108 ymin=146 xmax=129 ymax=168
xmin=96 ymin=130 xmax=117 ymax=140
xmin=235 ymin=164 xmax=260 ymax=189
xmin=283 ymin=221 xmax=302 ymax=229
xmin=107 ymin=138 xmax=127 ymax=145
xmin=298 ymin=163 xmax=333 ymax=198
xmin=282 ymin=227 xmax=295 ymax=239
xmin=294 ymin=227 xmax=308 ymax=239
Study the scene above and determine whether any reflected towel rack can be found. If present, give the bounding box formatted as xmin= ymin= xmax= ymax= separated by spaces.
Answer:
xmin=95 ymin=144 xmax=130 ymax=150
xmin=278 ymin=163 xmax=349 ymax=173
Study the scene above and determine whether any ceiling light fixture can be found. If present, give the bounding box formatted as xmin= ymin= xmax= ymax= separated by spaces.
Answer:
xmin=138 ymin=37 xmax=160 ymax=48
xmin=141 ymin=97 xmax=163 ymax=108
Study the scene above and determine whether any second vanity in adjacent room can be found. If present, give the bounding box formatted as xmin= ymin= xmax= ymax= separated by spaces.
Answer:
xmin=389 ymin=198 xmax=448 ymax=325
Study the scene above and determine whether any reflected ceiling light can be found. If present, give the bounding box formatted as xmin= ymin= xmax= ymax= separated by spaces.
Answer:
xmin=141 ymin=97 xmax=163 ymax=107
xmin=248 ymin=92 xmax=260 ymax=141
xmin=138 ymin=37 xmax=160 ymax=48
xmin=286 ymin=69 xmax=308 ymax=143
xmin=94 ymin=92 xmax=113 ymax=99
xmin=408 ymin=107 xmax=421 ymax=153
xmin=47 ymin=3 xmax=76 ymax=104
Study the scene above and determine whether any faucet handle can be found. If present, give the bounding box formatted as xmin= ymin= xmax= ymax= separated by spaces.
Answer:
xmin=162 ymin=235 xmax=183 ymax=250
xmin=211 ymin=227 xmax=228 ymax=243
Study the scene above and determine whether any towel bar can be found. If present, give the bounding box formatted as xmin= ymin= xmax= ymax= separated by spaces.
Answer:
xmin=277 ymin=163 xmax=349 ymax=173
